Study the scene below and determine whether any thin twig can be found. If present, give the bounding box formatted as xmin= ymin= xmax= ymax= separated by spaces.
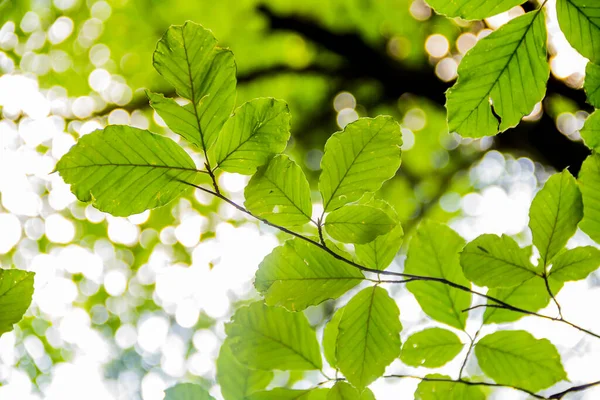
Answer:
xmin=543 ymin=272 xmax=564 ymax=319
xmin=459 ymin=327 xmax=481 ymax=379
xmin=548 ymin=379 xmax=600 ymax=399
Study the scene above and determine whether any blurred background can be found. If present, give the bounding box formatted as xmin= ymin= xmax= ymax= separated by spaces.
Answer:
xmin=1 ymin=0 xmax=599 ymax=399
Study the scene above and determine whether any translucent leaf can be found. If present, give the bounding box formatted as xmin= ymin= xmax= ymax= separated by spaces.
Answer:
xmin=319 ymin=116 xmax=402 ymax=212
xmin=0 ymin=269 xmax=35 ymax=336
xmin=581 ymin=110 xmax=600 ymax=152
xmin=225 ymin=302 xmax=322 ymax=370
xmin=424 ymin=0 xmax=525 ymax=20
xmin=355 ymin=224 xmax=404 ymax=271
xmin=336 ymin=286 xmax=402 ymax=389
xmin=247 ymin=389 xmax=329 ymax=400
xmin=217 ymin=340 xmax=272 ymax=400
xmin=164 ymin=383 xmax=214 ymax=400
xmin=244 ymin=154 xmax=312 ymax=227
xmin=414 ymin=375 xmax=485 ymax=400
xmin=323 ymin=307 xmax=344 ymax=369
xmin=529 ymin=170 xmax=582 ymax=266
xmin=400 ymin=328 xmax=464 ymax=368
xmin=405 ymin=221 xmax=470 ymax=330
xmin=584 ymin=62 xmax=600 ymax=108
xmin=548 ymin=246 xmax=600 ymax=282
xmin=211 ymin=98 xmax=291 ymax=175
xmin=327 ymin=382 xmax=374 ymax=400
xmin=475 ymin=330 xmax=567 ymax=392
xmin=447 ymin=11 xmax=549 ymax=137
xmin=255 ymin=239 xmax=364 ymax=311
xmin=556 ymin=0 xmax=600 ymax=63
xmin=460 ymin=234 xmax=537 ymax=288
xmin=324 ymin=205 xmax=396 ymax=244
xmin=56 ymin=125 xmax=204 ymax=217
xmin=147 ymin=91 xmax=204 ymax=148
xmin=579 ymin=154 xmax=600 ymax=242
xmin=153 ymin=21 xmax=236 ymax=150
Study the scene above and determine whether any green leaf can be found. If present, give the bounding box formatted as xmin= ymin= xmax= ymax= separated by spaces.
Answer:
xmin=355 ymin=224 xmax=404 ymax=271
xmin=424 ymin=0 xmax=526 ymax=20
xmin=405 ymin=221 xmax=470 ymax=330
xmin=0 ymin=269 xmax=35 ymax=336
xmin=414 ymin=375 xmax=485 ymax=400
xmin=400 ymin=328 xmax=464 ymax=368
xmin=548 ymin=246 xmax=600 ymax=282
xmin=147 ymin=91 xmax=204 ymax=148
xmin=460 ymin=234 xmax=537 ymax=288
xmin=584 ymin=62 xmax=600 ymax=108
xmin=319 ymin=116 xmax=402 ymax=212
xmin=217 ymin=340 xmax=272 ymax=400
xmin=56 ymin=125 xmax=203 ymax=217
xmin=579 ymin=154 xmax=600 ymax=242
xmin=211 ymin=98 xmax=291 ymax=175
xmin=244 ymin=154 xmax=312 ymax=227
xmin=326 ymin=382 xmax=374 ymax=400
xmin=556 ymin=0 xmax=600 ymax=63
xmin=581 ymin=110 xmax=600 ymax=152
xmin=255 ymin=239 xmax=364 ymax=311
xmin=164 ymin=383 xmax=214 ymax=400
xmin=324 ymin=205 xmax=396 ymax=244
xmin=225 ymin=301 xmax=322 ymax=371
xmin=248 ymin=389 xmax=329 ymax=400
xmin=483 ymin=277 xmax=562 ymax=324
xmin=529 ymin=170 xmax=583 ymax=266
xmin=336 ymin=286 xmax=402 ymax=390
xmin=323 ymin=307 xmax=344 ymax=369
xmin=447 ymin=11 xmax=549 ymax=137
xmin=475 ymin=330 xmax=567 ymax=392
xmin=153 ymin=21 xmax=236 ymax=150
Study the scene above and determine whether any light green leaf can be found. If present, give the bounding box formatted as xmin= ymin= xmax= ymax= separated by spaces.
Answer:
xmin=355 ymin=224 xmax=404 ymax=271
xmin=255 ymin=239 xmax=364 ymax=311
xmin=324 ymin=205 xmax=396 ymax=244
xmin=447 ymin=11 xmax=549 ymax=137
xmin=153 ymin=21 xmax=236 ymax=150
xmin=326 ymin=382 xmax=374 ymax=400
xmin=549 ymin=246 xmax=600 ymax=282
xmin=585 ymin=62 xmax=600 ymax=108
xmin=579 ymin=154 xmax=600 ymax=242
xmin=164 ymin=383 xmax=214 ymax=400
xmin=405 ymin=221 xmax=470 ymax=330
xmin=56 ymin=125 xmax=204 ymax=217
xmin=323 ymin=307 xmax=344 ymax=369
xmin=424 ymin=0 xmax=526 ymax=20
xmin=146 ymin=91 xmax=204 ymax=148
xmin=0 ymin=269 xmax=35 ymax=336
xmin=248 ymin=389 xmax=329 ymax=400
xmin=529 ymin=170 xmax=583 ymax=266
xmin=336 ymin=286 xmax=402 ymax=390
xmin=460 ymin=234 xmax=537 ymax=288
xmin=556 ymin=0 xmax=600 ymax=63
xmin=475 ymin=330 xmax=567 ymax=392
xmin=319 ymin=116 xmax=402 ymax=212
xmin=414 ymin=375 xmax=485 ymax=400
xmin=244 ymin=154 xmax=312 ymax=227
xmin=211 ymin=98 xmax=291 ymax=175
xmin=581 ymin=110 xmax=600 ymax=152
xmin=217 ymin=340 xmax=272 ymax=400
xmin=225 ymin=301 xmax=322 ymax=371
xmin=400 ymin=328 xmax=464 ymax=368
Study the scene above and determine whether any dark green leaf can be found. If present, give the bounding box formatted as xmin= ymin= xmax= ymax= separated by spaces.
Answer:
xmin=424 ymin=0 xmax=526 ymax=20
xmin=217 ymin=340 xmax=272 ymax=400
xmin=0 ymin=269 xmax=35 ymax=336
xmin=324 ymin=205 xmax=396 ymax=244
xmin=579 ymin=154 xmax=600 ymax=242
xmin=549 ymin=246 xmax=600 ymax=282
xmin=164 ymin=383 xmax=214 ymax=400
xmin=400 ymin=328 xmax=464 ymax=368
xmin=414 ymin=375 xmax=485 ymax=400
xmin=584 ymin=62 xmax=600 ymax=107
xmin=355 ymin=224 xmax=404 ymax=271
xmin=556 ymin=0 xmax=600 ymax=63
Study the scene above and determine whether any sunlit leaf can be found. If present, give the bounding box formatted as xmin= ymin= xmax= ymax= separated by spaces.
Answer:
xmin=400 ymin=328 xmax=464 ymax=368
xmin=164 ymin=383 xmax=214 ymax=400
xmin=0 ymin=269 xmax=35 ymax=336
xmin=217 ymin=340 xmax=272 ymax=400
xmin=153 ymin=21 xmax=236 ymax=150
xmin=326 ymin=382 xmax=374 ymax=400
xmin=244 ymin=154 xmax=312 ymax=227
xmin=319 ymin=116 xmax=402 ymax=212
xmin=336 ymin=286 xmax=402 ymax=389
xmin=581 ymin=110 xmax=600 ymax=152
xmin=414 ymin=375 xmax=485 ymax=400
xmin=556 ymin=0 xmax=600 ymax=63
xmin=529 ymin=170 xmax=582 ymax=266
xmin=405 ymin=221 xmax=470 ymax=330
xmin=475 ymin=330 xmax=567 ymax=392
xmin=355 ymin=224 xmax=404 ymax=271
xmin=323 ymin=307 xmax=344 ymax=369
xmin=548 ymin=246 xmax=600 ymax=282
xmin=211 ymin=98 xmax=291 ymax=174
xmin=225 ymin=302 xmax=322 ymax=371
xmin=247 ymin=388 xmax=329 ymax=400
xmin=56 ymin=125 xmax=204 ymax=217
xmin=447 ymin=11 xmax=549 ymax=137
xmin=424 ymin=0 xmax=526 ymax=20
xmin=579 ymin=154 xmax=600 ymax=242
xmin=147 ymin=91 xmax=204 ymax=148
xmin=585 ymin=62 xmax=600 ymax=107
xmin=254 ymin=239 xmax=364 ymax=311
xmin=324 ymin=205 xmax=396 ymax=244
xmin=460 ymin=234 xmax=537 ymax=288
